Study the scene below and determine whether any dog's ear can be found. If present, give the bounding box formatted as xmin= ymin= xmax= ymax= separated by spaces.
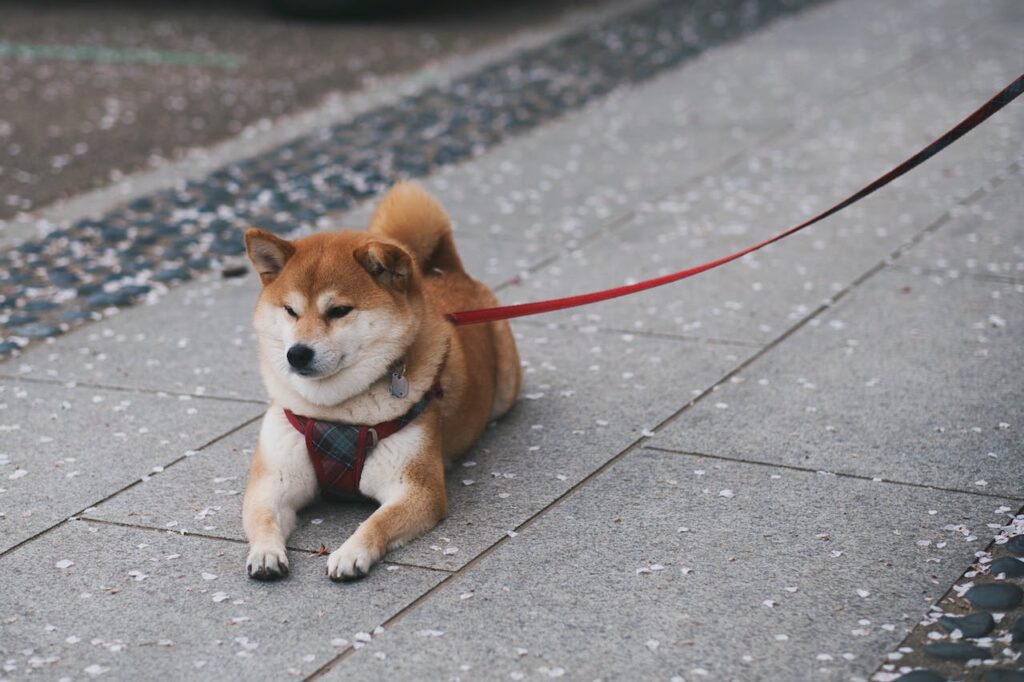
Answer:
xmin=245 ymin=228 xmax=295 ymax=285
xmin=353 ymin=241 xmax=413 ymax=292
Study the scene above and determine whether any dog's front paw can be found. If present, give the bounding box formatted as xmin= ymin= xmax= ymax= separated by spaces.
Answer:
xmin=246 ymin=545 xmax=289 ymax=581
xmin=327 ymin=537 xmax=381 ymax=582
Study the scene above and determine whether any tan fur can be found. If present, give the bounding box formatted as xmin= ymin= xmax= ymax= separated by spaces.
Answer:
xmin=241 ymin=182 xmax=521 ymax=581
xmin=367 ymin=181 xmax=463 ymax=274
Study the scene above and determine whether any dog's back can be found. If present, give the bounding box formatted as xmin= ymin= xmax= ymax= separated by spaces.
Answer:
xmin=368 ymin=182 xmax=522 ymax=446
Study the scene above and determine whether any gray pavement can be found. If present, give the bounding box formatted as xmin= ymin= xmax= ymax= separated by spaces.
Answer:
xmin=2 ymin=0 xmax=1023 ymax=680
xmin=328 ymin=450 xmax=1009 ymax=682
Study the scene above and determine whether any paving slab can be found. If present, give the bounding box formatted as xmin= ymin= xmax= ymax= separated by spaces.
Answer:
xmin=83 ymin=325 xmax=749 ymax=572
xmin=0 ymin=520 xmax=444 ymax=680
xmin=327 ymin=449 xmax=1013 ymax=681
xmin=895 ymin=171 xmax=1024 ymax=284
xmin=0 ymin=277 xmax=263 ymax=400
xmin=649 ymin=263 xmax=1024 ymax=498
xmin=498 ymin=34 xmax=1024 ymax=344
xmin=0 ymin=378 xmax=260 ymax=554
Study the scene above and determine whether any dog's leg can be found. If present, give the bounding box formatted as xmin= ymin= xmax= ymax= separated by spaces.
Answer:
xmin=242 ymin=450 xmax=296 ymax=580
xmin=327 ymin=421 xmax=446 ymax=581
xmin=243 ymin=409 xmax=318 ymax=580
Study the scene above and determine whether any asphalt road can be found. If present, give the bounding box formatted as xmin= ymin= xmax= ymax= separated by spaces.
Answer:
xmin=0 ymin=0 xmax=608 ymax=220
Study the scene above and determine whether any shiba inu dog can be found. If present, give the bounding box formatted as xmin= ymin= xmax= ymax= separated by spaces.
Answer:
xmin=242 ymin=182 xmax=521 ymax=581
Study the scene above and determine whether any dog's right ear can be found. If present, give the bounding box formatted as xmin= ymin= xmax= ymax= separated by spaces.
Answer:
xmin=245 ymin=228 xmax=295 ymax=285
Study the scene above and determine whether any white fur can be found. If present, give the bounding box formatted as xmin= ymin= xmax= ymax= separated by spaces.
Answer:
xmin=315 ymin=291 xmax=346 ymax=313
xmin=358 ymin=422 xmax=425 ymax=503
xmin=284 ymin=292 xmax=306 ymax=315
xmin=243 ymin=407 xmax=318 ymax=576
xmin=326 ymin=537 xmax=379 ymax=579
xmin=255 ymin=406 xmax=319 ymax=498
xmin=246 ymin=544 xmax=289 ymax=577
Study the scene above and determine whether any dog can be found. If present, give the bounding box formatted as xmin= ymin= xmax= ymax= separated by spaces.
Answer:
xmin=241 ymin=182 xmax=521 ymax=581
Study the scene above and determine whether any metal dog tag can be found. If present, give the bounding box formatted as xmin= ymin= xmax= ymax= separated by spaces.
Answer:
xmin=389 ymin=370 xmax=409 ymax=399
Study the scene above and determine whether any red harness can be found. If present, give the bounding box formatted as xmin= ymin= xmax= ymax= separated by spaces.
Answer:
xmin=283 ymin=385 xmax=441 ymax=498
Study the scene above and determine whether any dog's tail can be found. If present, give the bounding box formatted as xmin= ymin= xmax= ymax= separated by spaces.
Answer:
xmin=367 ymin=182 xmax=464 ymax=275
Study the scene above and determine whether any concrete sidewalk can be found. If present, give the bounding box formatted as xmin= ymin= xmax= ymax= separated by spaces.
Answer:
xmin=1 ymin=0 xmax=1022 ymax=680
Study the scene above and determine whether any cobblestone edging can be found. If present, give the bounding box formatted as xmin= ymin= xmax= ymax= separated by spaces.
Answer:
xmin=876 ymin=512 xmax=1024 ymax=682
xmin=0 ymin=0 xmax=827 ymax=355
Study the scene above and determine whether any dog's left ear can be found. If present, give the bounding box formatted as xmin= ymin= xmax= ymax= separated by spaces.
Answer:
xmin=245 ymin=228 xmax=295 ymax=285
xmin=354 ymin=241 xmax=413 ymax=292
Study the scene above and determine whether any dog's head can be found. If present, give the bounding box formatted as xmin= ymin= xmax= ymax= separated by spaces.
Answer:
xmin=244 ymin=228 xmax=421 ymax=406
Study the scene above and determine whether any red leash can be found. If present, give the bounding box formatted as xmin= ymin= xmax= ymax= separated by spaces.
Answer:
xmin=446 ymin=74 xmax=1024 ymax=326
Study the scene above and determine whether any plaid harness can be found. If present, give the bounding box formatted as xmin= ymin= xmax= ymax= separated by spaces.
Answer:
xmin=283 ymin=387 xmax=440 ymax=498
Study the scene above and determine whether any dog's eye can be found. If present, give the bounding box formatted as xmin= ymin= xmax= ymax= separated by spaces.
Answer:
xmin=326 ymin=305 xmax=353 ymax=320
xmin=284 ymin=306 xmax=298 ymax=318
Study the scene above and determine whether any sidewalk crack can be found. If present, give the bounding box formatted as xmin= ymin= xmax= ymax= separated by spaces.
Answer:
xmin=641 ymin=444 xmax=1024 ymax=502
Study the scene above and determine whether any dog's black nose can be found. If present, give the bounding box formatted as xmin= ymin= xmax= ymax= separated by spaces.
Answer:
xmin=287 ymin=344 xmax=315 ymax=369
